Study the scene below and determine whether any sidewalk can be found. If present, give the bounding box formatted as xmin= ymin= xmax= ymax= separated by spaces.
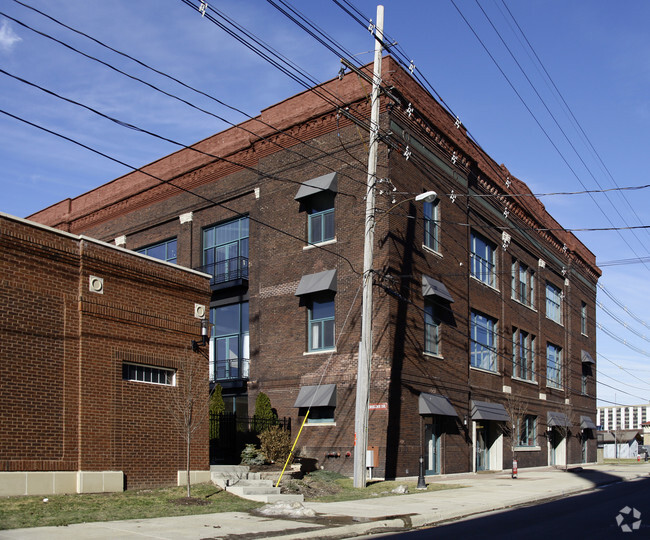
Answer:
xmin=1 ymin=463 xmax=648 ymax=539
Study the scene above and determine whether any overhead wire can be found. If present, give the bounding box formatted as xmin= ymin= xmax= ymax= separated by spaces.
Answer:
xmin=499 ymin=0 xmax=650 ymax=243
xmin=4 ymin=2 xmax=372 ymax=191
xmin=449 ymin=0 xmax=650 ymax=274
xmin=0 ymin=107 xmax=361 ymax=275
xmin=471 ymin=0 xmax=650 ymax=268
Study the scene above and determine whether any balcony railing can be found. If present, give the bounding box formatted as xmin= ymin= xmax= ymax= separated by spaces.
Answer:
xmin=211 ymin=357 xmax=249 ymax=382
xmin=196 ymin=256 xmax=248 ymax=287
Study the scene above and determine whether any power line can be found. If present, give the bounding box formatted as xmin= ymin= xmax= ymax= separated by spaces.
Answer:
xmin=499 ymin=0 xmax=650 ymax=243
xmin=449 ymin=0 xmax=650 ymax=274
xmin=5 ymin=2 xmax=371 ymax=190
xmin=0 ymin=107 xmax=361 ymax=275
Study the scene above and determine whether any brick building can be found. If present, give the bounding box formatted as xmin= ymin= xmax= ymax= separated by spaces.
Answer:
xmin=29 ymin=55 xmax=600 ymax=477
xmin=0 ymin=213 xmax=211 ymax=495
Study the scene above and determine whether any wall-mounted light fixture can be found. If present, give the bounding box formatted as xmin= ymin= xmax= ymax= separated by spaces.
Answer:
xmin=191 ymin=318 xmax=211 ymax=352
xmin=414 ymin=190 xmax=437 ymax=203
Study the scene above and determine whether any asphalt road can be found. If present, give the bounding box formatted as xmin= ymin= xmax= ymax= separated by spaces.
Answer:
xmin=377 ymin=476 xmax=650 ymax=539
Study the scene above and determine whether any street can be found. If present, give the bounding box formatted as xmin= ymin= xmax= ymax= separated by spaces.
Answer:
xmin=374 ymin=476 xmax=650 ymax=539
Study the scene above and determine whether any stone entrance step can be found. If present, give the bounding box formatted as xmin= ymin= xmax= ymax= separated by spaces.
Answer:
xmin=210 ymin=465 xmax=304 ymax=503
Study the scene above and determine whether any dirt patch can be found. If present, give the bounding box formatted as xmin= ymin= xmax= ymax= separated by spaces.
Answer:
xmin=280 ymin=475 xmax=342 ymax=498
xmin=171 ymin=497 xmax=211 ymax=506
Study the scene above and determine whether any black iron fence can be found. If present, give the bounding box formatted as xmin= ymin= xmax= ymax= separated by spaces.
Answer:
xmin=209 ymin=412 xmax=291 ymax=464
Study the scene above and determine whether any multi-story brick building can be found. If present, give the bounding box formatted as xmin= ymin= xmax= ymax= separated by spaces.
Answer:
xmin=29 ymin=55 xmax=600 ymax=477
xmin=0 ymin=213 xmax=211 ymax=495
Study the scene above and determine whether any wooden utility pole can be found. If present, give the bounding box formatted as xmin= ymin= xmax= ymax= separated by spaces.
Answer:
xmin=353 ymin=4 xmax=384 ymax=489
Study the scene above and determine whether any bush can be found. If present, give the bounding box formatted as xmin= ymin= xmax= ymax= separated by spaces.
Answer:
xmin=209 ymin=385 xmax=225 ymax=439
xmin=240 ymin=444 xmax=266 ymax=466
xmin=254 ymin=392 xmax=275 ymax=420
xmin=259 ymin=425 xmax=292 ymax=463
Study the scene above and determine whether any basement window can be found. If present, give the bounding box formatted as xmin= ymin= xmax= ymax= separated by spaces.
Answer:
xmin=122 ymin=363 xmax=176 ymax=386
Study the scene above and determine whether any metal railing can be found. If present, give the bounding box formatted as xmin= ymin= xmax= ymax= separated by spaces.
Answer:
xmin=196 ymin=256 xmax=248 ymax=286
xmin=212 ymin=357 xmax=249 ymax=382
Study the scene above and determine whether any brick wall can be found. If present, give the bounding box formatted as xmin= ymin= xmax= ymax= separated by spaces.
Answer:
xmin=0 ymin=215 xmax=211 ymax=488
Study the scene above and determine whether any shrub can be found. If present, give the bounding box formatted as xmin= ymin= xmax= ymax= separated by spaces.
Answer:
xmin=254 ymin=392 xmax=275 ymax=420
xmin=240 ymin=444 xmax=266 ymax=466
xmin=209 ymin=385 xmax=225 ymax=439
xmin=259 ymin=425 xmax=292 ymax=463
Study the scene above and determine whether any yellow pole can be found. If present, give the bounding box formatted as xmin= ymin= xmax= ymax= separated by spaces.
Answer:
xmin=275 ymin=410 xmax=309 ymax=487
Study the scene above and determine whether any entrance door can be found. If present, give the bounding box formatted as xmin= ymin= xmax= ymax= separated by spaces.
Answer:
xmin=476 ymin=424 xmax=488 ymax=471
xmin=549 ymin=429 xmax=558 ymax=465
xmin=581 ymin=436 xmax=588 ymax=463
xmin=425 ymin=418 xmax=441 ymax=475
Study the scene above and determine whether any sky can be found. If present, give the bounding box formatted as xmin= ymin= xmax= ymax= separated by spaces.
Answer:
xmin=1 ymin=0 xmax=649 ymax=410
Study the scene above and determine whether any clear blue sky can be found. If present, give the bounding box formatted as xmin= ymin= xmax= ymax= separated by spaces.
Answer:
xmin=2 ymin=0 xmax=649 ymax=409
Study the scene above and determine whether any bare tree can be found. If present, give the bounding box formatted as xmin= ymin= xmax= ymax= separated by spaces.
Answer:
xmin=502 ymin=393 xmax=529 ymax=476
xmin=168 ymin=350 xmax=212 ymax=498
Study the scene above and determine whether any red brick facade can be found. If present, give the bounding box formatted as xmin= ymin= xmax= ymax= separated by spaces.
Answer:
xmin=28 ymin=56 xmax=600 ymax=477
xmin=0 ymin=214 xmax=211 ymax=489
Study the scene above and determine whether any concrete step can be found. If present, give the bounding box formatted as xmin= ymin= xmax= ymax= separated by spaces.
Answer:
xmin=227 ymin=485 xmax=281 ymax=496
xmin=210 ymin=465 xmax=250 ymax=475
xmin=242 ymin=493 xmax=305 ymax=503
xmin=210 ymin=465 xmax=250 ymax=488
xmin=226 ymin=479 xmax=273 ymax=487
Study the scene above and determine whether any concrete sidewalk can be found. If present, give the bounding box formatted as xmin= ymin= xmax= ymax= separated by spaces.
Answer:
xmin=1 ymin=463 xmax=648 ymax=539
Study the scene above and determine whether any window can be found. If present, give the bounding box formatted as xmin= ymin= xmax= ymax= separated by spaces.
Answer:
xmin=122 ymin=363 xmax=175 ymax=385
xmin=582 ymin=363 xmax=592 ymax=395
xmin=203 ymin=217 xmax=249 ymax=283
xmin=423 ymin=199 xmax=439 ymax=252
xmin=299 ymin=406 xmax=335 ymax=424
xmin=137 ymin=238 xmax=177 ymax=264
xmin=512 ymin=328 xmax=535 ymax=381
xmin=518 ymin=415 xmax=537 ymax=447
xmin=470 ymin=232 xmax=496 ymax=287
xmin=424 ymin=301 xmax=440 ymax=355
xmin=546 ymin=343 xmax=562 ymax=389
xmin=309 ymin=296 xmax=335 ymax=351
xmin=308 ymin=192 xmax=335 ymax=244
xmin=471 ymin=311 xmax=498 ymax=372
xmin=511 ymin=259 xmax=535 ymax=307
xmin=210 ymin=302 xmax=249 ymax=381
xmin=545 ymin=282 xmax=563 ymax=324
xmin=581 ymin=301 xmax=588 ymax=335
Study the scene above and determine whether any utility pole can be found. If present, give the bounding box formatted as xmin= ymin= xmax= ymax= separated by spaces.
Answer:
xmin=354 ymin=4 xmax=384 ymax=489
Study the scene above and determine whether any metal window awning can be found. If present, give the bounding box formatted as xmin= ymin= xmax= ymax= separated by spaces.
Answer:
xmin=470 ymin=400 xmax=510 ymax=422
xmin=422 ymin=275 xmax=454 ymax=303
xmin=295 ymin=269 xmax=337 ymax=296
xmin=547 ymin=411 xmax=571 ymax=428
xmin=580 ymin=416 xmax=597 ymax=430
xmin=419 ymin=392 xmax=459 ymax=417
xmin=293 ymin=384 xmax=337 ymax=408
xmin=581 ymin=350 xmax=595 ymax=364
xmin=294 ymin=172 xmax=338 ymax=200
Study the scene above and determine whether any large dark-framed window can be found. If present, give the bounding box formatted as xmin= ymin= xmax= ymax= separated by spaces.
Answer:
xmin=518 ymin=415 xmax=537 ymax=447
xmin=470 ymin=231 xmax=496 ymax=287
xmin=423 ymin=199 xmax=439 ymax=252
xmin=308 ymin=295 xmax=335 ymax=352
xmin=511 ymin=258 xmax=535 ymax=308
xmin=136 ymin=238 xmax=177 ymax=264
xmin=424 ymin=301 xmax=440 ymax=355
xmin=546 ymin=342 xmax=562 ymax=389
xmin=545 ymin=282 xmax=563 ymax=324
xmin=209 ymin=302 xmax=249 ymax=381
xmin=470 ymin=310 xmax=498 ymax=372
xmin=307 ymin=192 xmax=335 ymax=245
xmin=203 ymin=216 xmax=249 ymax=282
xmin=512 ymin=328 xmax=535 ymax=382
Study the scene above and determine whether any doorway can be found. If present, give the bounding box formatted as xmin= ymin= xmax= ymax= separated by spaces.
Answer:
xmin=425 ymin=418 xmax=442 ymax=475
xmin=475 ymin=423 xmax=488 ymax=471
xmin=549 ymin=428 xmax=567 ymax=467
